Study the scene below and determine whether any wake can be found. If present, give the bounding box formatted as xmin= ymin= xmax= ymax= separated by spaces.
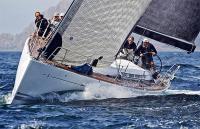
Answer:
xmin=165 ymin=89 xmax=200 ymax=96
xmin=58 ymin=84 xmax=200 ymax=103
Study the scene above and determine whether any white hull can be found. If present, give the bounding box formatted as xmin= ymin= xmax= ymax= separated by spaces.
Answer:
xmin=9 ymin=39 xmax=87 ymax=104
xmin=9 ymin=38 xmax=171 ymax=104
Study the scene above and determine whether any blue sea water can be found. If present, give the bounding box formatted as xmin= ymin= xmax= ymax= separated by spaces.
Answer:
xmin=0 ymin=51 xmax=200 ymax=129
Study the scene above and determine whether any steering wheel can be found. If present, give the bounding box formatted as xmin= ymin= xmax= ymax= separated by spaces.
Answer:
xmin=134 ymin=52 xmax=163 ymax=74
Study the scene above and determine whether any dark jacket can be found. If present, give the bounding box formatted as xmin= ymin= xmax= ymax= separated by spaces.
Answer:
xmin=135 ymin=43 xmax=157 ymax=56
xmin=35 ymin=15 xmax=49 ymax=37
xmin=123 ymin=41 xmax=137 ymax=51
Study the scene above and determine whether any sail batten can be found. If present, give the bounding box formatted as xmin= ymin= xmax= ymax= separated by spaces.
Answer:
xmin=135 ymin=0 xmax=200 ymax=52
xmin=54 ymin=0 xmax=152 ymax=66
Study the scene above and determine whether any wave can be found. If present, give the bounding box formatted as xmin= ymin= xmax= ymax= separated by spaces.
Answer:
xmin=189 ymin=76 xmax=200 ymax=80
xmin=14 ymin=121 xmax=45 ymax=129
xmin=0 ymin=93 xmax=11 ymax=105
xmin=60 ymin=89 xmax=200 ymax=103
xmin=162 ymin=64 xmax=200 ymax=69
xmin=174 ymin=76 xmax=199 ymax=82
xmin=39 ymin=83 xmax=141 ymax=103
xmin=28 ymin=84 xmax=200 ymax=104
xmin=165 ymin=89 xmax=200 ymax=96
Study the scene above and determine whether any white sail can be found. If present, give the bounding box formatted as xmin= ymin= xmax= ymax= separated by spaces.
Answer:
xmin=53 ymin=0 xmax=152 ymax=66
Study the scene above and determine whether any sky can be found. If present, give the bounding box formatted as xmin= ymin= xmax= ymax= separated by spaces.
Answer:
xmin=0 ymin=0 xmax=199 ymax=49
xmin=0 ymin=0 xmax=61 ymax=34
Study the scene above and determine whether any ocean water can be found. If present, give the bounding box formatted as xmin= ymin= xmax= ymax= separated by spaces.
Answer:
xmin=0 ymin=51 xmax=200 ymax=129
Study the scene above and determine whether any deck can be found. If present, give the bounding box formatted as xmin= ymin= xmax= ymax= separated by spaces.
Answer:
xmin=28 ymin=36 xmax=169 ymax=92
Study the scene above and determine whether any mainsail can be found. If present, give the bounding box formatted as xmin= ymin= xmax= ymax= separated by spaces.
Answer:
xmin=51 ymin=0 xmax=152 ymax=66
xmin=134 ymin=0 xmax=200 ymax=52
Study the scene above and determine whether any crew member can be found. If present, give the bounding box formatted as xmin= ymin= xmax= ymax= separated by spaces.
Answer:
xmin=135 ymin=38 xmax=157 ymax=70
xmin=50 ymin=12 xmax=61 ymax=28
xmin=34 ymin=11 xmax=49 ymax=37
xmin=59 ymin=13 xmax=65 ymax=20
xmin=122 ymin=35 xmax=137 ymax=61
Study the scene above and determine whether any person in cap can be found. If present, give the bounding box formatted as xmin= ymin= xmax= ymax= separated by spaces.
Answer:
xmin=121 ymin=35 xmax=137 ymax=61
xmin=34 ymin=11 xmax=49 ymax=37
xmin=50 ymin=12 xmax=61 ymax=28
xmin=135 ymin=38 xmax=157 ymax=70
xmin=59 ymin=13 xmax=64 ymax=20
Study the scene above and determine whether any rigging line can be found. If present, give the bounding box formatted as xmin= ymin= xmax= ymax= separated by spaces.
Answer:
xmin=156 ymin=54 xmax=163 ymax=73
xmin=132 ymin=27 xmax=147 ymax=63
xmin=117 ymin=59 xmax=121 ymax=75
xmin=115 ymin=59 xmax=122 ymax=80
xmin=48 ymin=46 xmax=94 ymax=64
xmin=124 ymin=60 xmax=131 ymax=73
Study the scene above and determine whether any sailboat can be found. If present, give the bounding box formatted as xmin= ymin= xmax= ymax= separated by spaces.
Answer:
xmin=9 ymin=0 xmax=200 ymax=104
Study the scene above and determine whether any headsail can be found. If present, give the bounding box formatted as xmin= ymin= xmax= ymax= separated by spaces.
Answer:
xmin=134 ymin=0 xmax=200 ymax=52
xmin=52 ymin=0 xmax=152 ymax=66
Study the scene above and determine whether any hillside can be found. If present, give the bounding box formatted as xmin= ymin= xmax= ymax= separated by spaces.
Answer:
xmin=0 ymin=0 xmax=68 ymax=51
xmin=0 ymin=0 xmax=199 ymax=51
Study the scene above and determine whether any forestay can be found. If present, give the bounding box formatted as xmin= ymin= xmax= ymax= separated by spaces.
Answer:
xmin=54 ymin=0 xmax=152 ymax=66
xmin=134 ymin=0 xmax=200 ymax=52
